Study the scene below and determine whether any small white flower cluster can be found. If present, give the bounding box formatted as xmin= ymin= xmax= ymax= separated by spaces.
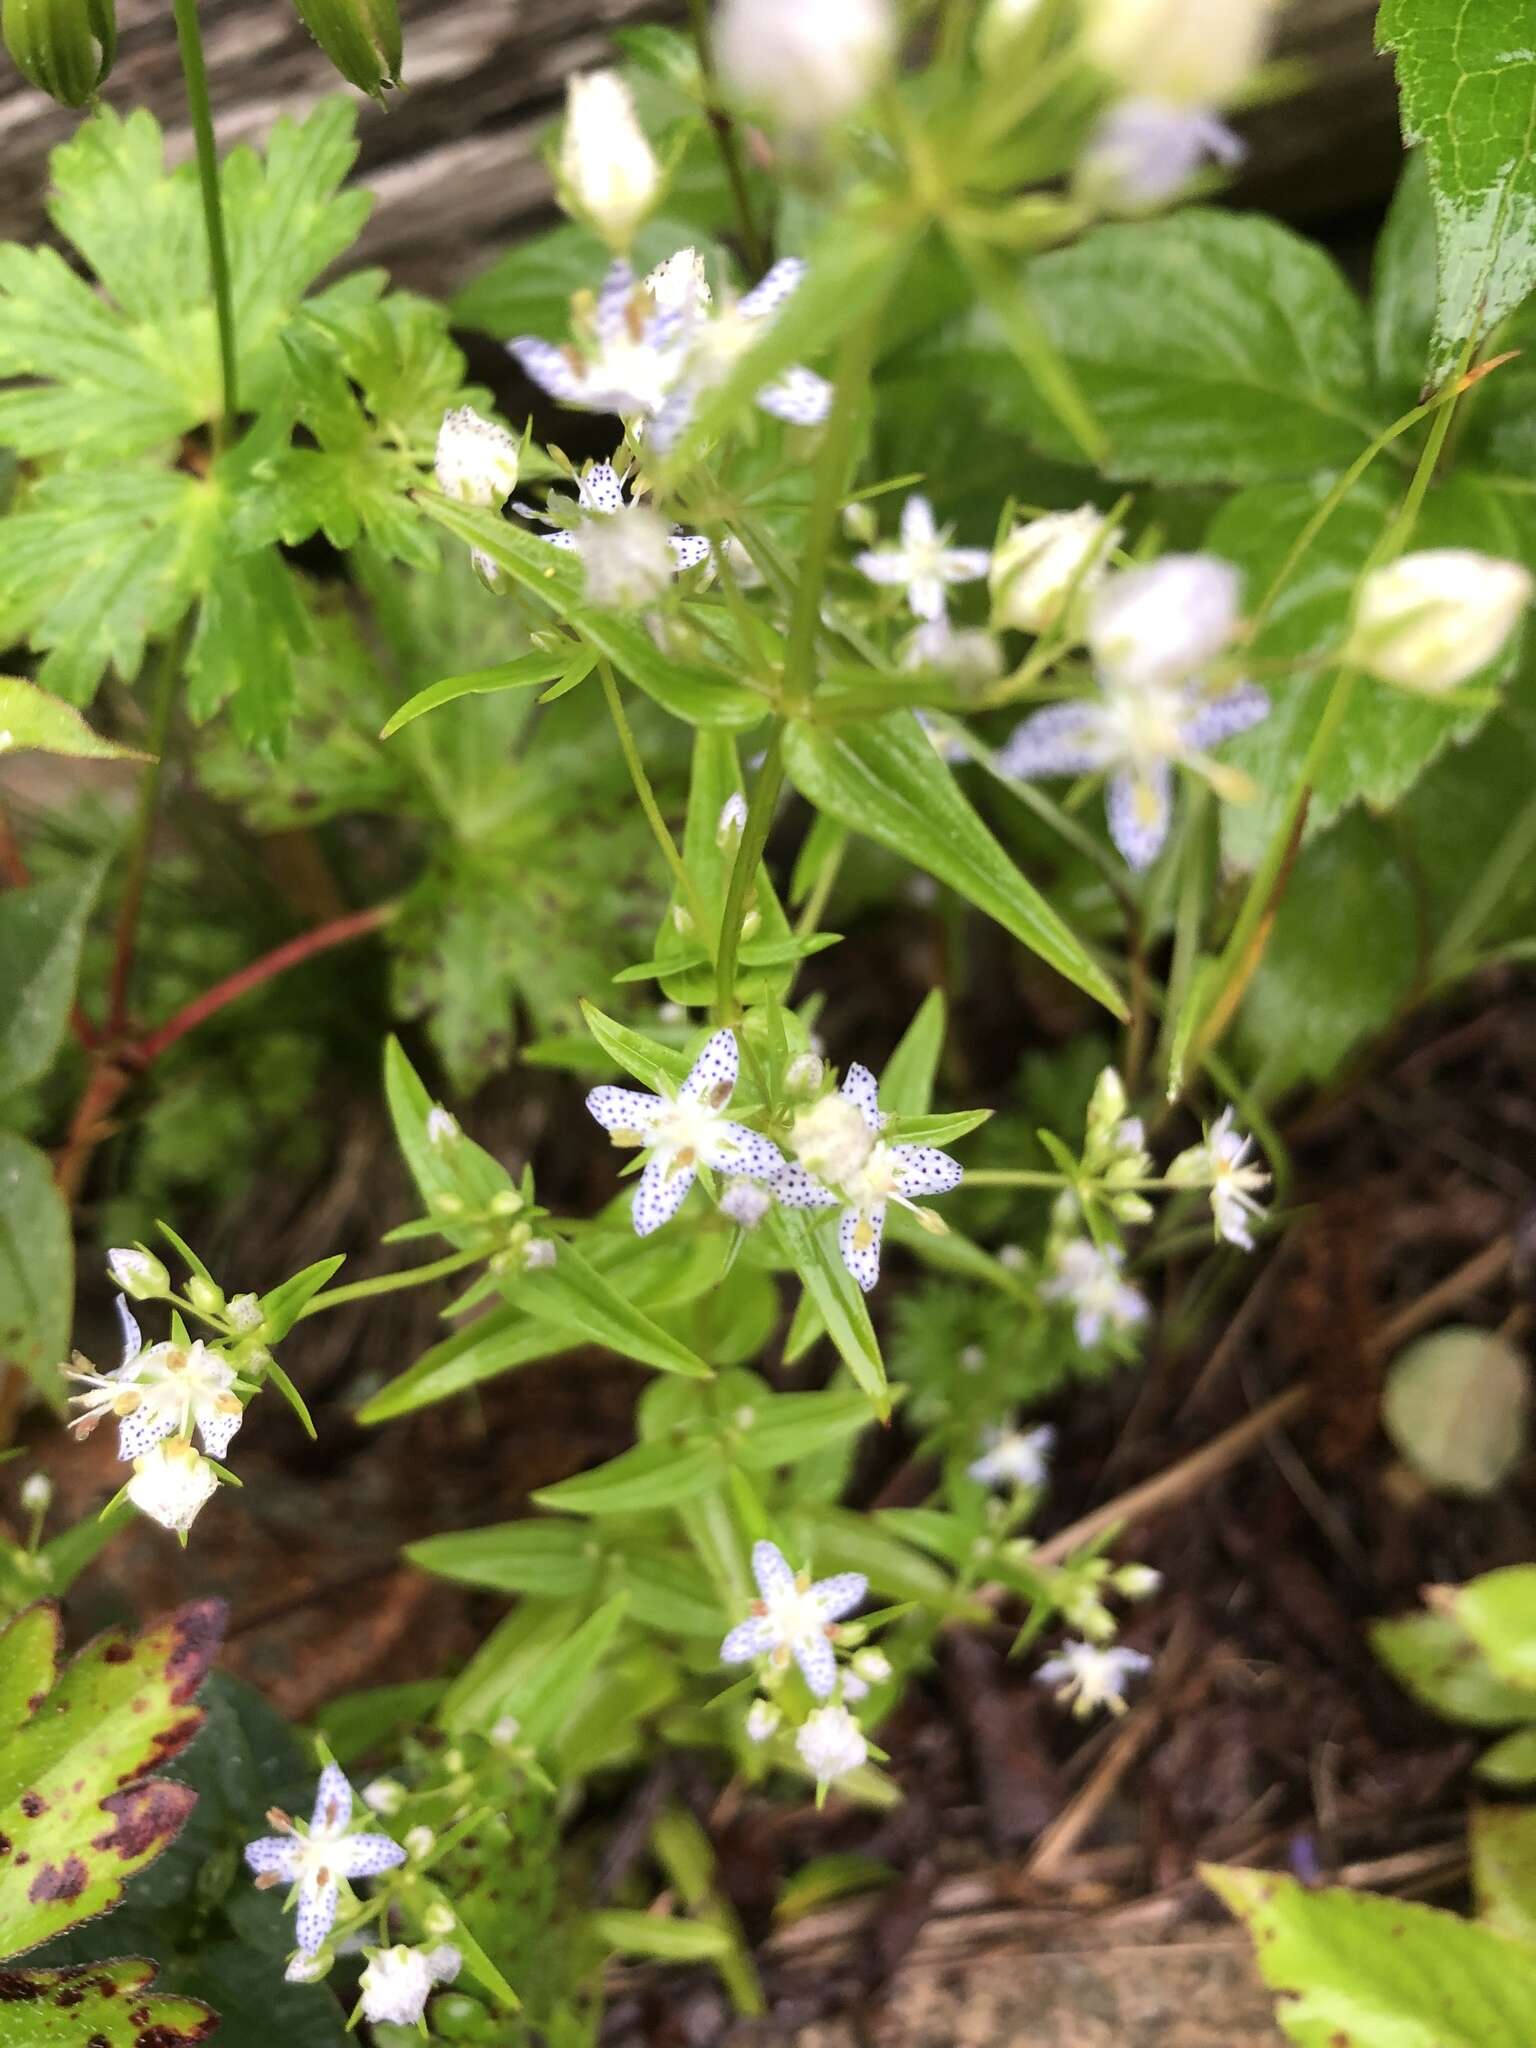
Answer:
xmin=65 ymin=1281 xmax=250 ymax=1541
xmin=1166 ymin=1105 xmax=1271 ymax=1251
xmin=516 ymin=456 xmax=710 ymax=611
xmin=244 ymin=1764 xmax=406 ymax=1963
xmin=585 ymin=1035 xmax=966 ymax=1292
xmin=722 ymin=1540 xmax=881 ymax=1790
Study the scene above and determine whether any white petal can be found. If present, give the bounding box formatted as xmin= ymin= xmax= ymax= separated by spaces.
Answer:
xmin=669 ymin=533 xmax=713 ymax=569
xmin=854 ymin=548 xmax=914 ymax=588
xmin=244 ymin=1835 xmax=302 ymax=1880
xmin=1179 ymin=681 xmax=1271 ymax=750
xmin=295 ymin=1870 xmax=341 ymax=1956
xmin=720 ymin=1615 xmax=776 ymax=1663
xmin=582 ymin=461 xmax=626 ymax=515
xmin=901 ymin=496 xmax=937 ymax=548
xmin=336 ymin=1832 xmax=408 ymax=1880
xmin=908 ymin=574 xmax=947 ymax=622
xmin=739 ymin=257 xmax=806 ymax=321
xmin=839 ymin=1204 xmax=886 ymax=1292
xmin=116 ymin=1296 xmax=143 ymax=1368
xmin=634 ymin=1154 xmax=696 ymax=1235
xmin=508 ymin=337 xmax=588 ymax=405
xmin=702 ymin=1121 xmax=784 ymax=1179
xmin=197 ymin=1407 xmax=243 ymax=1461
xmin=544 ymin=530 xmax=579 ymax=550
xmin=312 ymin=1763 xmax=353 ymax=1834
xmin=1106 ymin=764 xmax=1172 ymax=870
xmin=681 ymin=1028 xmax=739 ymax=1105
xmin=892 ymin=1145 xmax=963 ymax=1196
xmin=942 ymin=548 xmax=992 ymax=584
xmin=812 ymin=1572 xmax=868 ymax=1622
xmin=117 ymin=1403 xmax=179 ymax=1463
xmin=649 ymin=381 xmax=698 ymax=452
xmin=752 ymin=1539 xmax=795 ymax=1600
xmin=772 ymin=1163 xmax=840 ymax=1209
xmin=840 ymin=1062 xmax=884 ymax=1132
xmin=586 ymin=1085 xmax=662 ymax=1134
xmin=794 ymin=1632 xmax=838 ymax=1700
xmin=757 ymin=366 xmax=833 ymax=426
xmin=996 ymin=701 xmax=1114 ymax=780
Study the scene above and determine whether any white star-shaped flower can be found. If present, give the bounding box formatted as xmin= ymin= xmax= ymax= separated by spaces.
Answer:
xmin=523 ymin=459 xmax=711 ymax=574
xmin=358 ymin=1943 xmax=461 ymax=2027
xmin=855 ymin=494 xmax=991 ymax=621
xmin=998 ymin=554 xmax=1268 ymax=869
xmin=125 ymin=1440 xmax=220 ymax=1538
xmin=968 ymin=1422 xmax=1055 ymax=1491
xmin=772 ymin=1062 xmax=965 ymax=1291
xmin=1035 ymin=1639 xmax=1151 ymax=1718
xmin=720 ymin=1539 xmax=868 ymax=1699
xmin=795 ymin=1701 xmax=869 ymax=1785
xmin=66 ymin=1304 xmax=245 ymax=1463
xmin=1041 ymin=1238 xmax=1148 ymax=1349
xmin=1168 ymin=1106 xmax=1270 ymax=1251
xmin=586 ymin=1029 xmax=784 ymax=1236
xmin=244 ymin=1764 xmax=406 ymax=1956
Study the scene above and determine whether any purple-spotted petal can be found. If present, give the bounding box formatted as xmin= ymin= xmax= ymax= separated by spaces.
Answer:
xmin=311 ymin=1763 xmax=353 ymax=1835
xmin=197 ymin=1407 xmax=243 ymax=1461
xmin=117 ymin=1402 xmax=179 ymax=1463
xmin=812 ymin=1572 xmax=868 ymax=1622
xmin=793 ymin=1632 xmax=838 ymax=1700
xmin=701 ymin=1122 xmax=784 ymax=1179
xmin=634 ymin=1155 xmax=696 ymax=1236
xmin=840 ymin=1062 xmax=884 ymax=1133
xmin=116 ymin=1296 xmax=143 ymax=1368
xmin=649 ymin=382 xmax=698 ymax=452
xmin=509 ymin=336 xmax=587 ymax=405
xmin=757 ymin=366 xmax=832 ymax=426
xmin=1106 ymin=763 xmax=1172 ymax=870
xmin=587 ymin=1085 xmax=663 ymax=1135
xmin=752 ymin=1539 xmax=795 ymax=1601
xmin=1179 ymin=681 xmax=1271 ymax=751
xmin=244 ymin=1835 xmax=302 ymax=1880
xmin=295 ymin=1869 xmax=341 ymax=1956
xmin=892 ymin=1145 xmax=964 ymax=1196
xmin=721 ymin=1615 xmax=776 ymax=1663
xmin=544 ymin=530 xmax=579 ymax=550
xmin=334 ymin=1832 xmax=407 ymax=1881
xmin=839 ymin=1204 xmax=886 ymax=1293
xmin=772 ymin=1163 xmax=840 ymax=1209
xmin=739 ymin=258 xmax=806 ymax=321
xmin=682 ymin=1029 xmax=738 ymax=1105
xmin=669 ymin=534 xmax=713 ymax=569
xmin=581 ymin=462 xmax=626 ymax=515
xmin=595 ymin=260 xmax=636 ymax=347
xmin=996 ymin=702 xmax=1114 ymax=781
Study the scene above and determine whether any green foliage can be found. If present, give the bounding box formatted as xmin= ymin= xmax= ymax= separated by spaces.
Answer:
xmin=0 ymin=1957 xmax=216 ymax=2047
xmin=0 ymin=1134 xmax=72 ymax=1407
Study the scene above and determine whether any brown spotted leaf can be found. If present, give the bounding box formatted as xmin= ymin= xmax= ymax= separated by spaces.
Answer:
xmin=0 ymin=1956 xmax=217 ymax=2046
xmin=0 ymin=1599 xmax=225 ymax=1959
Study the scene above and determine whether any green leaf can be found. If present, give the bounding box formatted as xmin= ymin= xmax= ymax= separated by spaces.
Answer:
xmin=573 ymin=609 xmax=768 ymax=731
xmin=1209 ymin=1861 xmax=1536 ymax=2048
xmin=580 ymin=1001 xmax=691 ymax=1096
xmin=1372 ymin=1610 xmax=1536 ymax=1727
xmin=492 ymin=1593 xmax=629 ymax=1752
xmin=1455 ymin=1568 xmax=1536 ymax=1690
xmin=531 ymin=1440 xmax=720 ymax=1517
xmin=1383 ymin=1330 xmax=1532 ymax=1497
xmin=1378 ymin=0 xmax=1536 ymax=385
xmin=185 ymin=543 xmax=310 ymax=746
xmin=0 ymin=679 xmax=145 ymax=759
xmin=1479 ymin=1726 xmax=1536 ymax=1786
xmin=783 ymin=711 xmax=1124 ymax=1016
xmin=515 ymin=1243 xmax=712 ymax=1380
xmin=0 ymin=1134 xmax=72 ymax=1410
xmin=1472 ymin=1804 xmax=1536 ymax=1946
xmin=734 ymin=1386 xmax=890 ymax=1471
xmin=0 ymin=866 xmax=100 ymax=1095
xmin=356 ymin=1306 xmax=568 ymax=1423
xmin=1372 ymin=153 xmax=1439 ymax=408
xmin=769 ymin=1209 xmax=887 ymax=1414
xmin=379 ymin=650 xmax=583 ymax=738
xmin=984 ymin=211 xmax=1382 ymax=484
xmin=381 ymin=1035 xmax=516 ymax=1241
xmin=257 ymin=1256 xmax=346 ymax=1343
xmin=0 ymin=1608 xmax=58 ymax=1737
xmin=0 ymin=1957 xmax=217 ymax=2046
xmin=879 ymin=991 xmax=946 ymax=1117
xmin=405 ymin=1519 xmax=600 ymax=1599
xmin=589 ymin=1908 xmax=734 ymax=1964
xmin=0 ymin=1597 xmax=223 ymax=1957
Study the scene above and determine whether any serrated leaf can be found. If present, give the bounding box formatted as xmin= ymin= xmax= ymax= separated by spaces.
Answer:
xmin=0 ymin=1598 xmax=224 ymax=1957
xmin=1372 ymin=153 xmax=1439 ymax=409
xmin=0 ymin=1957 xmax=217 ymax=2046
xmin=0 ymin=680 xmax=145 ymax=760
xmin=783 ymin=711 xmax=1123 ymax=1016
xmin=532 ymin=1440 xmax=720 ymax=1517
xmin=973 ymin=211 xmax=1382 ymax=484
xmin=0 ymin=1609 xmax=58 ymax=1739
xmin=0 ymin=866 xmax=101 ymax=1095
xmin=405 ymin=1519 xmax=600 ymax=1599
xmin=1378 ymin=0 xmax=1536 ymax=386
xmin=0 ymin=1134 xmax=72 ymax=1410
xmin=1209 ymin=1861 xmax=1536 ymax=2048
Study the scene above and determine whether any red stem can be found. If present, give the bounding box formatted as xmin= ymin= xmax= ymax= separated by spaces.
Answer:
xmin=129 ymin=903 xmax=395 ymax=1067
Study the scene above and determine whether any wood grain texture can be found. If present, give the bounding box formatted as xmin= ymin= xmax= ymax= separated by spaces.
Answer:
xmin=0 ymin=0 xmax=1396 ymax=307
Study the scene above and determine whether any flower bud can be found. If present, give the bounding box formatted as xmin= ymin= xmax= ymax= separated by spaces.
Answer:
xmin=1088 ymin=553 xmax=1241 ymax=692
xmin=521 ymin=1237 xmax=557 ymax=1271
xmin=992 ymin=505 xmax=1120 ymax=635
xmin=851 ymin=1647 xmax=891 ymax=1683
xmin=422 ymin=1901 xmax=457 ymax=1939
xmin=795 ymin=1702 xmax=868 ymax=1784
xmin=20 ymin=1472 xmax=51 ymax=1515
xmin=575 ymin=502 xmax=674 ymax=611
xmin=792 ymin=1093 xmax=875 ymax=1185
xmin=108 ymin=1246 xmax=169 ymax=1300
xmin=427 ymin=1106 xmax=461 ymax=1150
xmin=746 ymin=1698 xmax=781 ymax=1742
xmin=720 ymin=1179 xmax=772 ymax=1230
xmin=1113 ymin=1563 xmax=1162 ymax=1600
xmin=715 ymin=0 xmax=897 ymax=138
xmin=187 ymin=1275 xmax=225 ymax=1319
xmin=435 ymin=407 xmax=520 ymax=509
xmin=362 ymin=1777 xmax=407 ymax=1816
xmin=404 ymin=1824 xmax=436 ymax=1862
xmin=289 ymin=0 xmax=401 ymax=99
xmin=3 ymin=0 xmax=115 ymax=108
xmin=1349 ymin=550 xmax=1533 ymax=694
xmin=1080 ymin=0 xmax=1277 ymax=110
xmin=559 ymin=69 xmax=660 ymax=251
xmin=716 ymin=791 xmax=749 ymax=849
xmin=785 ymin=1051 xmax=825 ymax=1099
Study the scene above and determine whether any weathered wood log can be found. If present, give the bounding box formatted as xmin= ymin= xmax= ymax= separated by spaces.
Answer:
xmin=0 ymin=0 xmax=1398 ymax=306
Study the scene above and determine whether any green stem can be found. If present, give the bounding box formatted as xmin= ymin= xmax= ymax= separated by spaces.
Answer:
xmin=171 ymin=0 xmax=238 ymax=444
xmin=686 ymin=0 xmax=766 ymax=273
xmin=298 ymin=1248 xmax=484 ymax=1318
xmin=715 ymin=728 xmax=785 ymax=1020
xmin=107 ymin=620 xmax=192 ymax=1035
xmin=794 ymin=825 xmax=848 ymax=942
xmin=597 ymin=657 xmax=713 ymax=943
xmin=962 ymin=1169 xmax=1070 ymax=1188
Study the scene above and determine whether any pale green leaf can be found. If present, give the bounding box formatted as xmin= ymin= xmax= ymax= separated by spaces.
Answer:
xmin=380 ymin=651 xmax=582 ymax=738
xmin=531 ymin=1440 xmax=720 ymax=1517
xmin=589 ymin=1908 xmax=734 ymax=1963
xmin=879 ymin=991 xmax=946 ymax=1117
xmin=0 ymin=1134 xmax=72 ymax=1410
xmin=1472 ymin=1804 xmax=1536 ymax=1945
xmin=1455 ymin=1567 xmax=1536 ymax=1690
xmin=769 ymin=1209 xmax=887 ymax=1413
xmin=405 ymin=1519 xmax=600 ymax=1599
xmin=0 ymin=679 xmax=145 ymax=760
xmin=0 ymin=867 xmax=101 ymax=1095
xmin=1383 ymin=1330 xmax=1532 ymax=1496
xmin=1372 ymin=1610 xmax=1536 ymax=1728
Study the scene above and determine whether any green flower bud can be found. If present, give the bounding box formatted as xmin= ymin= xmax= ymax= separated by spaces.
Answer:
xmin=290 ymin=0 xmax=401 ymax=99
xmin=187 ymin=1275 xmax=226 ymax=1318
xmin=3 ymin=0 xmax=115 ymax=108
